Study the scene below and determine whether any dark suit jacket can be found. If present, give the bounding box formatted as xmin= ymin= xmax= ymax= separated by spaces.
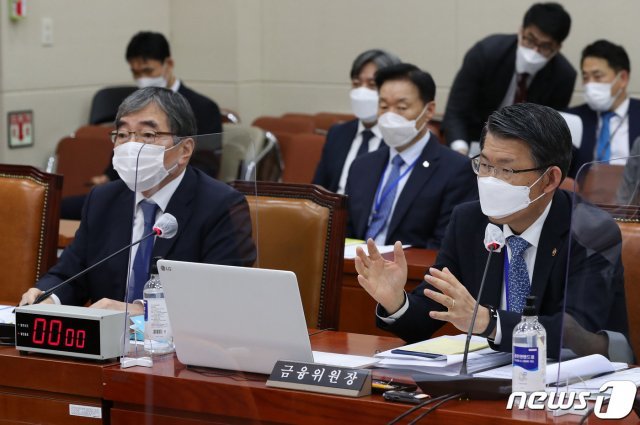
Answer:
xmin=313 ymin=119 xmax=360 ymax=193
xmin=567 ymin=98 xmax=640 ymax=178
xmin=442 ymin=34 xmax=576 ymax=144
xmin=379 ymin=190 xmax=629 ymax=358
xmin=345 ymin=135 xmax=478 ymax=249
xmin=38 ymin=166 xmax=256 ymax=306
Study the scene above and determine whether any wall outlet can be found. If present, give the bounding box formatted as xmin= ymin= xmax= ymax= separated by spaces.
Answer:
xmin=41 ymin=17 xmax=53 ymax=46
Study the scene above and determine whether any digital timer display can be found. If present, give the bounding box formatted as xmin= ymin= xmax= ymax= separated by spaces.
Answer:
xmin=15 ymin=312 xmax=101 ymax=355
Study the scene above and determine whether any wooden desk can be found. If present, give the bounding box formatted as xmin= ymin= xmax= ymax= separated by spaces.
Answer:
xmin=0 ymin=346 xmax=116 ymax=424
xmin=339 ymin=248 xmax=437 ymax=336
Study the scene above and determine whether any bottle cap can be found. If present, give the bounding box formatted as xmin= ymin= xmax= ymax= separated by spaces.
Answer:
xmin=149 ymin=256 xmax=163 ymax=275
xmin=522 ymin=295 xmax=537 ymax=316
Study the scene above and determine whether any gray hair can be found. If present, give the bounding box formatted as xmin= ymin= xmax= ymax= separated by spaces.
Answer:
xmin=115 ymin=87 xmax=197 ymax=138
xmin=350 ymin=49 xmax=401 ymax=79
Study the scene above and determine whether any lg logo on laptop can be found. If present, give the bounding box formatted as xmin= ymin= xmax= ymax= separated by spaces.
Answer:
xmin=160 ymin=265 xmax=172 ymax=272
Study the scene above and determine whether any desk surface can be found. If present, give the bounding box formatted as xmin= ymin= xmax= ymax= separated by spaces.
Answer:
xmin=0 ymin=332 xmax=636 ymax=424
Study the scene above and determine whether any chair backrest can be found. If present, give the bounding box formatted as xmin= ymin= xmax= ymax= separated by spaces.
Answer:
xmin=88 ymin=86 xmax=138 ymax=125
xmin=276 ymin=132 xmax=325 ymax=184
xmin=617 ymin=218 xmax=640 ymax=360
xmin=0 ymin=164 xmax=62 ymax=302
xmin=579 ymin=163 xmax=625 ymax=205
xmin=314 ymin=112 xmax=355 ymax=133
xmin=231 ymin=181 xmax=347 ymax=329
xmin=55 ymin=126 xmax=113 ymax=197
xmin=252 ymin=116 xmax=316 ymax=135
xmin=219 ymin=123 xmax=282 ymax=182
xmin=220 ymin=108 xmax=241 ymax=124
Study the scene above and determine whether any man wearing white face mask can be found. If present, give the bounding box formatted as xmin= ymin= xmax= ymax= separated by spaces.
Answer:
xmin=21 ymin=88 xmax=256 ymax=312
xmin=354 ymin=103 xmax=632 ymax=362
xmin=313 ymin=49 xmax=401 ymax=194
xmin=442 ymin=2 xmax=575 ymax=156
xmin=345 ymin=63 xmax=477 ymax=249
xmin=566 ymin=40 xmax=640 ymax=177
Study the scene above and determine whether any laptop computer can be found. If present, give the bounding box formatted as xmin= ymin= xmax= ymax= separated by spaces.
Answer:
xmin=157 ymin=259 xmax=314 ymax=374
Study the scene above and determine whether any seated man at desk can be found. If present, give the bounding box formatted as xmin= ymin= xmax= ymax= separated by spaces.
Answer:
xmin=20 ymin=87 xmax=256 ymax=313
xmin=345 ymin=63 xmax=477 ymax=249
xmin=355 ymin=103 xmax=633 ymax=362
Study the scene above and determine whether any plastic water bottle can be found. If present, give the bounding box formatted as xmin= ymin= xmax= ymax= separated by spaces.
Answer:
xmin=512 ymin=295 xmax=546 ymax=393
xmin=143 ymin=257 xmax=174 ymax=355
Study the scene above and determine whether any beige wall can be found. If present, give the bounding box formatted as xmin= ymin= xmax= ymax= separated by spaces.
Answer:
xmin=1 ymin=0 xmax=639 ymax=167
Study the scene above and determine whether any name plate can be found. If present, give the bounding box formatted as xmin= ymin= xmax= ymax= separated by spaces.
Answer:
xmin=266 ymin=360 xmax=372 ymax=397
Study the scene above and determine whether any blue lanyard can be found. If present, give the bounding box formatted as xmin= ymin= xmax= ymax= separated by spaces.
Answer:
xmin=372 ymin=156 xmax=420 ymax=214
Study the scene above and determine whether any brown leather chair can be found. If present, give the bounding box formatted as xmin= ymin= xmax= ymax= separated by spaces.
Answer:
xmin=0 ymin=164 xmax=62 ymax=303
xmin=276 ymin=132 xmax=325 ymax=184
xmin=313 ymin=112 xmax=355 ymax=134
xmin=252 ymin=116 xmax=316 ymax=135
xmin=231 ymin=181 xmax=347 ymax=329
xmin=578 ymin=163 xmax=625 ymax=205
xmin=54 ymin=126 xmax=113 ymax=197
xmin=617 ymin=218 xmax=640 ymax=360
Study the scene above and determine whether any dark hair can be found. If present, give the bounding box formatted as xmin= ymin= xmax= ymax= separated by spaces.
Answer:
xmin=116 ymin=87 xmax=197 ymax=138
xmin=523 ymin=2 xmax=571 ymax=44
xmin=374 ymin=63 xmax=436 ymax=104
xmin=350 ymin=49 xmax=401 ymax=79
xmin=126 ymin=31 xmax=171 ymax=62
xmin=480 ymin=103 xmax=572 ymax=180
xmin=581 ymin=39 xmax=630 ymax=73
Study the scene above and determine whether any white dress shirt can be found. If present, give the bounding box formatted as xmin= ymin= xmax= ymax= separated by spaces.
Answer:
xmin=336 ymin=121 xmax=383 ymax=194
xmin=369 ymin=132 xmax=430 ymax=246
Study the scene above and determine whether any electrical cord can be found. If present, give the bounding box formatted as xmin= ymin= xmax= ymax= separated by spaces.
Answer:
xmin=406 ymin=392 xmax=464 ymax=425
xmin=308 ymin=328 xmax=335 ymax=337
xmin=386 ymin=393 xmax=454 ymax=425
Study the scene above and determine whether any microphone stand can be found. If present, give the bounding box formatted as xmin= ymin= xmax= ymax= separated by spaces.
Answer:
xmin=460 ymin=244 xmax=496 ymax=375
xmin=34 ymin=229 xmax=159 ymax=304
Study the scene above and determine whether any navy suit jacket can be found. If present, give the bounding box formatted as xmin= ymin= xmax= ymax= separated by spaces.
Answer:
xmin=567 ymin=98 xmax=640 ymax=178
xmin=345 ymin=135 xmax=478 ymax=249
xmin=38 ymin=166 xmax=256 ymax=306
xmin=379 ymin=190 xmax=629 ymax=358
xmin=442 ymin=34 xmax=576 ymax=144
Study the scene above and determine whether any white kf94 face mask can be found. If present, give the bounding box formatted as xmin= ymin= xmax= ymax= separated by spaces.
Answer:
xmin=378 ymin=105 xmax=428 ymax=149
xmin=477 ymin=170 xmax=548 ymax=219
xmin=583 ymin=75 xmax=622 ymax=112
xmin=350 ymin=87 xmax=379 ymax=122
xmin=515 ymin=45 xmax=549 ymax=75
xmin=112 ymin=141 xmax=180 ymax=192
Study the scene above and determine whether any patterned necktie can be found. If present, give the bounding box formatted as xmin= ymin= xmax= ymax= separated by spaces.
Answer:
xmin=366 ymin=155 xmax=405 ymax=240
xmin=129 ymin=200 xmax=159 ymax=302
xmin=513 ymin=73 xmax=529 ymax=104
xmin=507 ymin=235 xmax=531 ymax=313
xmin=356 ymin=129 xmax=375 ymax=157
xmin=596 ymin=111 xmax=616 ymax=162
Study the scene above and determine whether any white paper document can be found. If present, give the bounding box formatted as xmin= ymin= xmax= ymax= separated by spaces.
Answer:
xmin=344 ymin=244 xmax=411 ymax=260
xmin=312 ymin=351 xmax=379 ymax=369
xmin=0 ymin=305 xmax=15 ymax=324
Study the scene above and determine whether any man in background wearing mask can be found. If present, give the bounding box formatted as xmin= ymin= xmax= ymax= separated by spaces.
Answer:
xmin=345 ymin=63 xmax=477 ymax=249
xmin=313 ymin=49 xmax=400 ymax=194
xmin=92 ymin=31 xmax=223 ymax=186
xmin=354 ymin=103 xmax=632 ymax=362
xmin=442 ymin=2 xmax=575 ymax=156
xmin=566 ymin=40 xmax=639 ymax=178
xmin=20 ymin=88 xmax=255 ymax=314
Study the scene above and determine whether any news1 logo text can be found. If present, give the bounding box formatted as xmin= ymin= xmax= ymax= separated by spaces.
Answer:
xmin=506 ymin=381 xmax=637 ymax=419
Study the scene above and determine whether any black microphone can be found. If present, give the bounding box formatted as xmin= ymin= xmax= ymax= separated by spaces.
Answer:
xmin=459 ymin=223 xmax=505 ymax=374
xmin=413 ymin=223 xmax=509 ymax=400
xmin=33 ymin=213 xmax=178 ymax=304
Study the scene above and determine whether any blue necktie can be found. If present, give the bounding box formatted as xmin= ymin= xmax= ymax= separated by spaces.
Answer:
xmin=129 ymin=200 xmax=158 ymax=302
xmin=507 ymin=235 xmax=531 ymax=313
xmin=356 ymin=129 xmax=375 ymax=157
xmin=596 ymin=111 xmax=616 ymax=162
xmin=366 ymin=155 xmax=405 ymax=240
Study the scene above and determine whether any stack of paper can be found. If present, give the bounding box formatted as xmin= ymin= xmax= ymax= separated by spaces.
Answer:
xmin=374 ymin=334 xmax=511 ymax=376
xmin=343 ymin=239 xmax=411 ymax=259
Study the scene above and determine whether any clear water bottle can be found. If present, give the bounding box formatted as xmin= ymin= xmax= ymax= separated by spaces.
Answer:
xmin=143 ymin=257 xmax=174 ymax=355
xmin=512 ymin=295 xmax=546 ymax=393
